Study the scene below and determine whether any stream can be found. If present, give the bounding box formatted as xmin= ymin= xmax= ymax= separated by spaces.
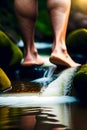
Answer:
xmin=0 ymin=42 xmax=87 ymax=130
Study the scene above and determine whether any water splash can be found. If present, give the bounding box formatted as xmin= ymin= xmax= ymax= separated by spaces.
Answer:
xmin=31 ymin=66 xmax=57 ymax=86
xmin=0 ymin=94 xmax=77 ymax=107
xmin=41 ymin=67 xmax=78 ymax=96
xmin=0 ymin=67 xmax=78 ymax=107
xmin=44 ymin=66 xmax=57 ymax=78
xmin=0 ymin=67 xmax=79 ymax=107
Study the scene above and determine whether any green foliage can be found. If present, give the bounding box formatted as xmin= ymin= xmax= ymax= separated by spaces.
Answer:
xmin=0 ymin=0 xmax=53 ymax=41
xmin=0 ymin=1 xmax=18 ymax=31
xmin=36 ymin=0 xmax=53 ymax=37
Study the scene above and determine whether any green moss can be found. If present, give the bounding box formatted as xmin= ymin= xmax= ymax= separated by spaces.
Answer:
xmin=73 ymin=64 xmax=87 ymax=100
xmin=0 ymin=68 xmax=11 ymax=91
xmin=66 ymin=28 xmax=87 ymax=54
xmin=73 ymin=64 xmax=87 ymax=86
xmin=0 ymin=30 xmax=23 ymax=66
xmin=76 ymin=64 xmax=87 ymax=73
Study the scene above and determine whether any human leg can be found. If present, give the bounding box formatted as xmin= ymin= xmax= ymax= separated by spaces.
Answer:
xmin=47 ymin=0 xmax=81 ymax=67
xmin=14 ymin=0 xmax=44 ymax=66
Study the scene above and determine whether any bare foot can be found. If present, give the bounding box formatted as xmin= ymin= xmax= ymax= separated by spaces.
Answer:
xmin=21 ymin=58 xmax=36 ymax=66
xmin=35 ymin=54 xmax=44 ymax=66
xmin=21 ymin=54 xmax=44 ymax=66
xmin=49 ymin=49 xmax=81 ymax=67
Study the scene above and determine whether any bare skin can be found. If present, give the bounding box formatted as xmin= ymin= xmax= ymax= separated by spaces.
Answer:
xmin=14 ymin=0 xmax=81 ymax=67
xmin=14 ymin=0 xmax=44 ymax=66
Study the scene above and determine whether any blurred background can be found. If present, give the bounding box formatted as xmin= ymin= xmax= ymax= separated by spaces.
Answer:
xmin=0 ymin=0 xmax=87 ymax=43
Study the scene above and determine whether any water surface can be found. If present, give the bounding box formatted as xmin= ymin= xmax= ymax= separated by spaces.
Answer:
xmin=0 ymin=60 xmax=87 ymax=130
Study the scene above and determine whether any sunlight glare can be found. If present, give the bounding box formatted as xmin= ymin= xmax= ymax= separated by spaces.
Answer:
xmin=76 ymin=0 xmax=87 ymax=12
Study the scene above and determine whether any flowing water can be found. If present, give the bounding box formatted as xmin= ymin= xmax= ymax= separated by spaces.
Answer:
xmin=0 ymin=41 xmax=87 ymax=130
xmin=0 ymin=66 xmax=87 ymax=130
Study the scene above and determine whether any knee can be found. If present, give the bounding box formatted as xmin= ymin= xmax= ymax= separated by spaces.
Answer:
xmin=47 ymin=0 xmax=71 ymax=12
xmin=14 ymin=0 xmax=38 ymax=20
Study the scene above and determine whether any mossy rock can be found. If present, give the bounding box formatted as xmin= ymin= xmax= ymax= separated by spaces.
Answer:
xmin=0 ymin=30 xmax=23 ymax=67
xmin=73 ymin=64 xmax=87 ymax=101
xmin=66 ymin=28 xmax=87 ymax=55
xmin=0 ymin=68 xmax=12 ymax=92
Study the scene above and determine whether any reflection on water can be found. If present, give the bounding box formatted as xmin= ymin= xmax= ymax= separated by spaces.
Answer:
xmin=20 ymin=105 xmax=71 ymax=130
xmin=0 ymin=104 xmax=71 ymax=130
xmin=0 ymin=66 xmax=87 ymax=130
xmin=1 ymin=103 xmax=87 ymax=130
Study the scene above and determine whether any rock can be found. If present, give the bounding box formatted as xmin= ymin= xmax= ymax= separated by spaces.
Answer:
xmin=66 ymin=28 xmax=87 ymax=55
xmin=73 ymin=64 xmax=87 ymax=102
xmin=0 ymin=68 xmax=12 ymax=93
xmin=0 ymin=30 xmax=23 ymax=67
